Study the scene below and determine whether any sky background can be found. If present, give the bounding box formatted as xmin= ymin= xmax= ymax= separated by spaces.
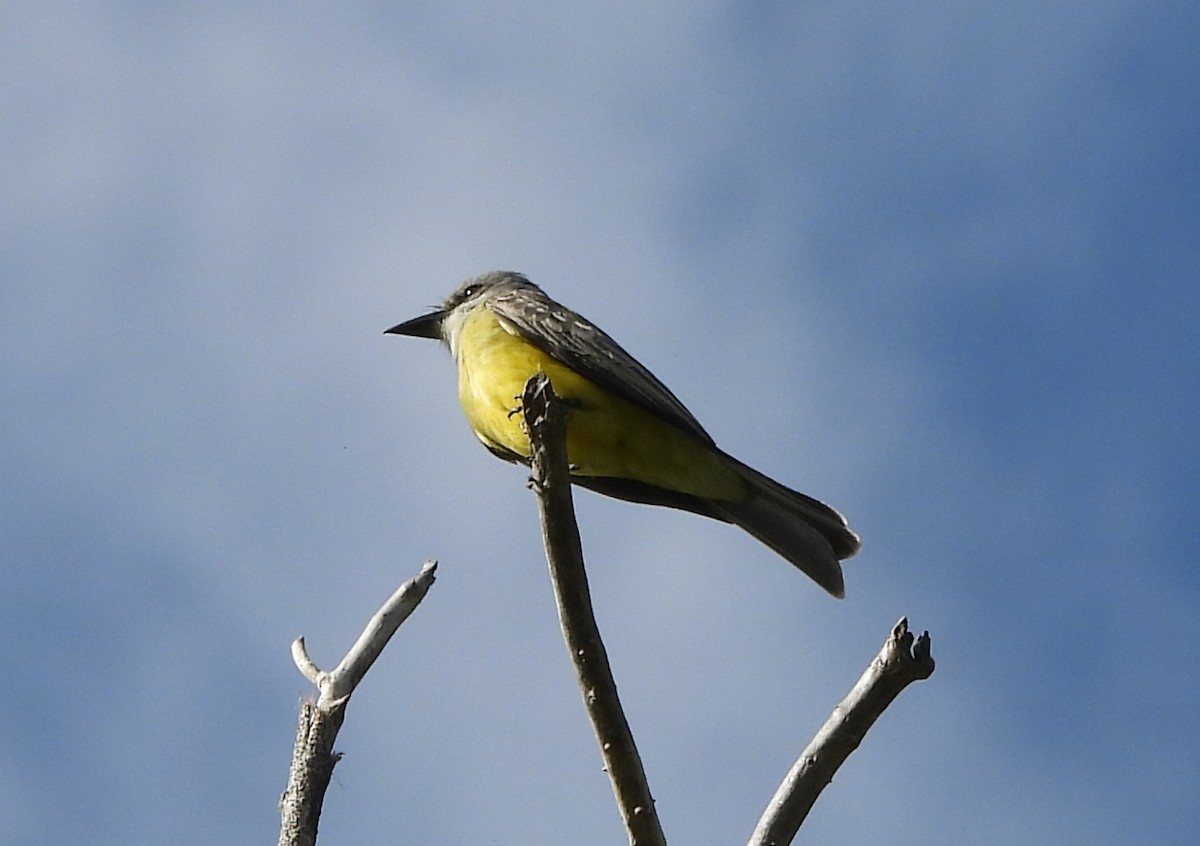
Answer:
xmin=4 ymin=2 xmax=1198 ymax=844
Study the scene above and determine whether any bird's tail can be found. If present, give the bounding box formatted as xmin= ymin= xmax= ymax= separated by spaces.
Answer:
xmin=709 ymin=455 xmax=860 ymax=598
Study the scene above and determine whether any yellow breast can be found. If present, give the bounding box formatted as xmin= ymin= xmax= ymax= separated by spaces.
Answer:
xmin=451 ymin=304 xmax=744 ymax=501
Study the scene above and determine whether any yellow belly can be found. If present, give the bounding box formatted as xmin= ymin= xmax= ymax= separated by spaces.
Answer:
xmin=453 ymin=305 xmax=745 ymax=501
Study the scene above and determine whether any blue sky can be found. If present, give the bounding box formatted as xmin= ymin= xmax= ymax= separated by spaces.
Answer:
xmin=4 ymin=2 xmax=1197 ymax=844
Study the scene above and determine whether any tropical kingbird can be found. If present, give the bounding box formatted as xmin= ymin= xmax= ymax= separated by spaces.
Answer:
xmin=386 ymin=271 xmax=860 ymax=596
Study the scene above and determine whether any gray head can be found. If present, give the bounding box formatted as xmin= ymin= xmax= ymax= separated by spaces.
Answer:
xmin=384 ymin=271 xmax=540 ymax=341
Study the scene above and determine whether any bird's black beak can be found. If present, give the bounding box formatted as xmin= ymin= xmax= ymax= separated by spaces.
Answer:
xmin=384 ymin=309 xmax=445 ymax=340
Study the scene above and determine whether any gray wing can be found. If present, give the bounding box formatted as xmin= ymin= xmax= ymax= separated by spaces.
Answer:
xmin=487 ymin=285 xmax=715 ymax=446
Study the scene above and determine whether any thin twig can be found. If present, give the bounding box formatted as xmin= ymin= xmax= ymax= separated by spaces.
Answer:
xmin=522 ymin=373 xmax=667 ymax=846
xmin=748 ymin=617 xmax=935 ymax=846
xmin=278 ymin=561 xmax=438 ymax=846
xmin=294 ymin=560 xmax=439 ymax=708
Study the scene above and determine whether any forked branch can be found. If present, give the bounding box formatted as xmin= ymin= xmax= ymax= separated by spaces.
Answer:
xmin=278 ymin=561 xmax=438 ymax=846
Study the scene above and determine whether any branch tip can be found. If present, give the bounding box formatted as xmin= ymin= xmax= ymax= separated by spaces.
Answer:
xmin=291 ymin=636 xmax=323 ymax=684
xmin=749 ymin=616 xmax=936 ymax=845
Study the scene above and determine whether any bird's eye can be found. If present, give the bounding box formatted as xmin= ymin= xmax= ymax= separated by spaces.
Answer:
xmin=462 ymin=285 xmax=478 ymax=299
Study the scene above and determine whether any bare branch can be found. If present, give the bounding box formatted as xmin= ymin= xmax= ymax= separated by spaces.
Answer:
xmin=522 ymin=373 xmax=667 ymax=846
xmin=749 ymin=617 xmax=935 ymax=846
xmin=278 ymin=561 xmax=438 ymax=846
xmin=300 ymin=560 xmax=438 ymax=708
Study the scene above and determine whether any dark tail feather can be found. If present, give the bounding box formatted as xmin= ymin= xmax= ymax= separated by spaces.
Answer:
xmin=570 ymin=457 xmax=860 ymax=597
xmin=709 ymin=456 xmax=860 ymax=598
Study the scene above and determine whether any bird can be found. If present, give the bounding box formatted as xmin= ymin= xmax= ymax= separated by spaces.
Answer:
xmin=385 ymin=271 xmax=860 ymax=596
